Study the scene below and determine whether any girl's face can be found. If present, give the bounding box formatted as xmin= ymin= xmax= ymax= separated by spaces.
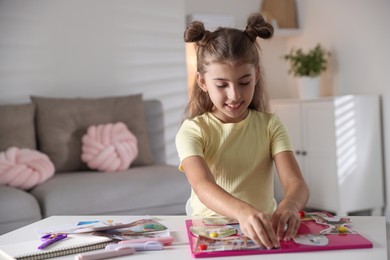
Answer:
xmin=196 ymin=62 xmax=259 ymax=123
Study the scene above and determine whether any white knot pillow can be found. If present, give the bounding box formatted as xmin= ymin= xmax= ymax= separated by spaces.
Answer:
xmin=81 ymin=122 xmax=138 ymax=172
xmin=0 ymin=147 xmax=55 ymax=190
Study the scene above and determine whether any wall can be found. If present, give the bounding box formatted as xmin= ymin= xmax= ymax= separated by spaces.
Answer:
xmin=0 ymin=0 xmax=188 ymax=165
xmin=185 ymin=0 xmax=390 ymax=219
xmin=285 ymin=0 xmax=390 ymax=97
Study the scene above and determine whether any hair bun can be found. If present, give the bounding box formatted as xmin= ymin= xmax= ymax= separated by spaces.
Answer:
xmin=245 ymin=13 xmax=274 ymax=42
xmin=184 ymin=21 xmax=209 ymax=43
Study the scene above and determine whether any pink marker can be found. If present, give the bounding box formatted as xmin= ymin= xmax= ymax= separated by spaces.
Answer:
xmin=119 ymin=235 xmax=174 ymax=245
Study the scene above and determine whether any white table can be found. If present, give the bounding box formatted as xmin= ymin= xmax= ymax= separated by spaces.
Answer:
xmin=0 ymin=215 xmax=387 ymax=260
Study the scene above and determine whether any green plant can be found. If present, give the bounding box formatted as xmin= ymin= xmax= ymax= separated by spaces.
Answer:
xmin=283 ymin=44 xmax=330 ymax=77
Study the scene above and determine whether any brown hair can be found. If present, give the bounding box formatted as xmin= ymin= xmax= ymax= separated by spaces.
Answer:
xmin=184 ymin=13 xmax=274 ymax=119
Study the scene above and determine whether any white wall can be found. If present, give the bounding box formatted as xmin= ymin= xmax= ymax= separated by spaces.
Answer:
xmin=185 ymin=0 xmax=390 ymax=219
xmin=0 ymin=0 xmax=188 ymax=165
xmin=285 ymin=0 xmax=390 ymax=97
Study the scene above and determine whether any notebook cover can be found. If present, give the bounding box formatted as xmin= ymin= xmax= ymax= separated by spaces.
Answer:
xmin=0 ymin=234 xmax=112 ymax=260
xmin=185 ymin=217 xmax=373 ymax=258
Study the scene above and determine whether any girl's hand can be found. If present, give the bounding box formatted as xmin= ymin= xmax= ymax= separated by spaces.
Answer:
xmin=236 ymin=208 xmax=280 ymax=249
xmin=271 ymin=203 xmax=300 ymax=241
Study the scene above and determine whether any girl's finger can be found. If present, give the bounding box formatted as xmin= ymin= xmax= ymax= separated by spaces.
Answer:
xmin=271 ymin=214 xmax=280 ymax=233
xmin=283 ymin=217 xmax=300 ymax=241
xmin=291 ymin=218 xmax=301 ymax=237
xmin=255 ymin=216 xmax=280 ymax=249
xmin=276 ymin=215 xmax=288 ymax=241
xmin=242 ymin=225 xmax=263 ymax=247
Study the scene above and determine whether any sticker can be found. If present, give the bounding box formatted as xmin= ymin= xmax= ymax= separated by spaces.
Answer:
xmin=202 ymin=218 xmax=238 ymax=226
xmin=293 ymin=234 xmax=329 ymax=246
xmin=311 ymin=215 xmax=359 ymax=234
xmin=77 ymin=221 xmax=100 ymax=226
xmin=190 ymin=226 xmax=237 ymax=238
xmin=194 ymin=235 xmax=264 ymax=253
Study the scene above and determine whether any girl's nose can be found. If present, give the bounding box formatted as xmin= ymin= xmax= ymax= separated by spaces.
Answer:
xmin=228 ymin=85 xmax=240 ymax=101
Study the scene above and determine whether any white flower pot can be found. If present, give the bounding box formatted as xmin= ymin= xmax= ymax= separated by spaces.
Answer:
xmin=297 ymin=77 xmax=321 ymax=99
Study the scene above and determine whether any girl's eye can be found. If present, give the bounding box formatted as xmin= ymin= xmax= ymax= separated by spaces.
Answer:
xmin=216 ymin=84 xmax=228 ymax=88
xmin=240 ymin=81 xmax=250 ymax=86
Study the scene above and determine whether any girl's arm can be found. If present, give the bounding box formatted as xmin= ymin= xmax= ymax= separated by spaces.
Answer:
xmin=182 ymin=155 xmax=280 ymax=249
xmin=272 ymin=151 xmax=309 ymax=241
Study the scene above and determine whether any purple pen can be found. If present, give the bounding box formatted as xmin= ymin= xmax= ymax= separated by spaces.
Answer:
xmin=38 ymin=233 xmax=68 ymax=249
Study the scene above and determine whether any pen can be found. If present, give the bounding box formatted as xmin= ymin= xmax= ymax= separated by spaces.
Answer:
xmin=75 ymin=242 xmax=163 ymax=260
xmin=107 ymin=241 xmax=164 ymax=251
xmin=75 ymin=247 xmax=135 ymax=260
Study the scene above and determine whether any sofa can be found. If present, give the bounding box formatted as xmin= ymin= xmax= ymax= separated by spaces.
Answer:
xmin=0 ymin=94 xmax=190 ymax=235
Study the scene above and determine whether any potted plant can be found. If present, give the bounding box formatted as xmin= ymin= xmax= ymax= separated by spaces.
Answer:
xmin=283 ymin=44 xmax=330 ymax=99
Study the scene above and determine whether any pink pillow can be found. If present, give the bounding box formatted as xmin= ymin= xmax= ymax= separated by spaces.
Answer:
xmin=81 ymin=122 xmax=138 ymax=172
xmin=0 ymin=147 xmax=55 ymax=190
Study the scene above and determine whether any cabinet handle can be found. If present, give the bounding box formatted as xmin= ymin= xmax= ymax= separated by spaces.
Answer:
xmin=295 ymin=150 xmax=307 ymax=156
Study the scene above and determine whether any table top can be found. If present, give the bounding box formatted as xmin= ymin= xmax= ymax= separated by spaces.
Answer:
xmin=0 ymin=215 xmax=387 ymax=260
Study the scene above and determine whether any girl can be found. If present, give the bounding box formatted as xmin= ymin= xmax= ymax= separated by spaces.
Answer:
xmin=175 ymin=13 xmax=309 ymax=249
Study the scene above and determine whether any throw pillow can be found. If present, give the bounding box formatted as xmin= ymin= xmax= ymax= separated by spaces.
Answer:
xmin=81 ymin=122 xmax=138 ymax=172
xmin=0 ymin=147 xmax=55 ymax=190
xmin=31 ymin=94 xmax=154 ymax=172
xmin=0 ymin=103 xmax=36 ymax=152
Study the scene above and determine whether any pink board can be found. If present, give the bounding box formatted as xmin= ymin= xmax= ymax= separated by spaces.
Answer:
xmin=185 ymin=218 xmax=373 ymax=258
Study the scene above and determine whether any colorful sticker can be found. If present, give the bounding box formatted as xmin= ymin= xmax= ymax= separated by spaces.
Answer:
xmin=202 ymin=218 xmax=238 ymax=226
xmin=195 ymin=235 xmax=264 ymax=252
xmin=190 ymin=225 xmax=238 ymax=238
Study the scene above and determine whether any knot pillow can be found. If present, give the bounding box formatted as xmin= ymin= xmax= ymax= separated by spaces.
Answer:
xmin=81 ymin=122 xmax=138 ymax=172
xmin=0 ymin=147 xmax=55 ymax=190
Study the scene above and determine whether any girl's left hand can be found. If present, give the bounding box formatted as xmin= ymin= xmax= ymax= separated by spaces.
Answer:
xmin=271 ymin=205 xmax=300 ymax=241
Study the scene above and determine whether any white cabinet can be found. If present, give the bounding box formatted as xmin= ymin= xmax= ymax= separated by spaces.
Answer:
xmin=270 ymin=95 xmax=384 ymax=215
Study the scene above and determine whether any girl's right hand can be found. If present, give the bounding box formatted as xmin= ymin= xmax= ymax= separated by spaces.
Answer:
xmin=236 ymin=209 xmax=280 ymax=249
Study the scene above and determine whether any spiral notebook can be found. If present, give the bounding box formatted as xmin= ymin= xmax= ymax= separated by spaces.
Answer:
xmin=0 ymin=234 xmax=112 ymax=260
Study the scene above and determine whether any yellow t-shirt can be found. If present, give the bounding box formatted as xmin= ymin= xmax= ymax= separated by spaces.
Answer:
xmin=175 ymin=110 xmax=292 ymax=216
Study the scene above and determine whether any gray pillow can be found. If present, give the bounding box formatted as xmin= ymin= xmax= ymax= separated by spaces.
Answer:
xmin=31 ymin=94 xmax=154 ymax=172
xmin=0 ymin=103 xmax=36 ymax=152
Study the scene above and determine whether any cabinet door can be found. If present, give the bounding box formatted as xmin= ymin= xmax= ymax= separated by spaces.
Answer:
xmin=301 ymin=102 xmax=339 ymax=211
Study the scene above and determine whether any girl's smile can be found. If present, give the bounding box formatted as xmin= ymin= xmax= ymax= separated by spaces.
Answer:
xmin=225 ymin=100 xmax=245 ymax=112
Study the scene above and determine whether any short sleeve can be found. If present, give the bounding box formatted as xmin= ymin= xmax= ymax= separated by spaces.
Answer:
xmin=269 ymin=115 xmax=293 ymax=157
xmin=175 ymin=119 xmax=205 ymax=171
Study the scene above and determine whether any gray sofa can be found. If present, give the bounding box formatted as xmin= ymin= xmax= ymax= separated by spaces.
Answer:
xmin=0 ymin=95 xmax=190 ymax=235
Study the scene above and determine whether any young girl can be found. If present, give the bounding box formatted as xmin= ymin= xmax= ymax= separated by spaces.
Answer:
xmin=175 ymin=13 xmax=309 ymax=249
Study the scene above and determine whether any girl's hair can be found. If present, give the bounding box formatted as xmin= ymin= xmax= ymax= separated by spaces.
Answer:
xmin=184 ymin=13 xmax=274 ymax=119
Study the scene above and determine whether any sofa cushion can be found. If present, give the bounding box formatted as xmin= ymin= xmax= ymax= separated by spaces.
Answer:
xmin=0 ymin=185 xmax=41 ymax=234
xmin=0 ymin=147 xmax=55 ymax=190
xmin=31 ymin=94 xmax=154 ymax=172
xmin=81 ymin=122 xmax=138 ymax=172
xmin=0 ymin=103 xmax=36 ymax=152
xmin=30 ymin=165 xmax=191 ymax=216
